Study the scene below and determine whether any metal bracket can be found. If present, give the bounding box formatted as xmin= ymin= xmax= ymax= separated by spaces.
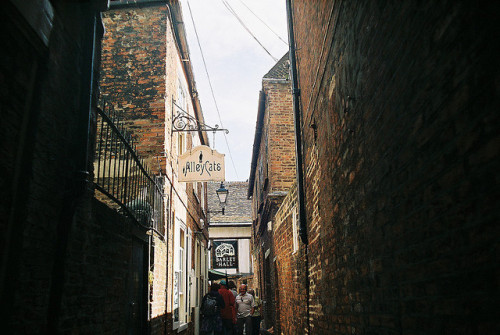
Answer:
xmin=172 ymin=101 xmax=229 ymax=134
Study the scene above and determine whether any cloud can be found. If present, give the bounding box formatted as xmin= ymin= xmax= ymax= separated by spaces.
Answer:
xmin=181 ymin=0 xmax=289 ymax=181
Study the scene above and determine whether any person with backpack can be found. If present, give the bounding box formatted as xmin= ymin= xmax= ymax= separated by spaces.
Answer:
xmin=201 ymin=282 xmax=225 ymax=335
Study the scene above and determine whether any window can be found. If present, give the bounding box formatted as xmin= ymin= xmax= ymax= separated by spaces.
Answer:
xmin=292 ymin=206 xmax=299 ymax=253
xmin=174 ymin=219 xmax=188 ymax=330
xmin=177 ymin=79 xmax=187 ymax=157
xmin=186 ymin=232 xmax=191 ymax=317
xmin=177 ymin=80 xmax=186 ymax=111
xmin=201 ymin=182 xmax=206 ymax=212
xmin=178 ymin=132 xmax=185 ymax=156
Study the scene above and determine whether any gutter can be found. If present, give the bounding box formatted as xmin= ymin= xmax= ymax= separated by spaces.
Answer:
xmin=247 ymin=91 xmax=266 ymax=198
xmin=166 ymin=1 xmax=209 ymax=146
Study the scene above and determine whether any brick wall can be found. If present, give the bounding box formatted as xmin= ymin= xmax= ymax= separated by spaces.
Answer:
xmin=272 ymin=183 xmax=308 ymax=334
xmin=1 ymin=1 xmax=114 ymax=332
xmin=264 ymin=80 xmax=296 ymax=193
xmin=289 ymin=1 xmax=499 ymax=333
xmin=100 ymin=5 xmax=167 ymax=161
xmin=60 ymin=198 xmax=149 ymax=334
xmin=250 ymin=61 xmax=296 ymax=331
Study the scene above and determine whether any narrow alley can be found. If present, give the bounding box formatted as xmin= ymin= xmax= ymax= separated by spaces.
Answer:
xmin=1 ymin=0 xmax=498 ymax=334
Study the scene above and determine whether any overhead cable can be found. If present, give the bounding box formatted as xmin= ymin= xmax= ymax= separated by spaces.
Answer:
xmin=221 ymin=0 xmax=279 ymax=62
xmin=186 ymin=0 xmax=240 ymax=180
xmin=237 ymin=0 xmax=289 ymax=46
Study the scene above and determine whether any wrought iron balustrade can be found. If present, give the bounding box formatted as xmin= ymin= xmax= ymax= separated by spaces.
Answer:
xmin=94 ymin=100 xmax=164 ymax=237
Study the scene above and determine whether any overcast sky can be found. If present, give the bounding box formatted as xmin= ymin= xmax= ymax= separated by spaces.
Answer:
xmin=180 ymin=0 xmax=289 ymax=182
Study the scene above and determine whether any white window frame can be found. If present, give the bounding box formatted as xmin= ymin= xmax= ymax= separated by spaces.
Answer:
xmin=173 ymin=219 xmax=188 ymax=330
xmin=292 ymin=206 xmax=299 ymax=254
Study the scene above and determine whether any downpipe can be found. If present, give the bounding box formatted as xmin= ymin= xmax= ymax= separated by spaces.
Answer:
xmin=286 ymin=0 xmax=310 ymax=333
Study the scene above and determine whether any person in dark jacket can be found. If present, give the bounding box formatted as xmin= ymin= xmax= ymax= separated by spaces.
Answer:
xmin=201 ymin=283 xmax=225 ymax=335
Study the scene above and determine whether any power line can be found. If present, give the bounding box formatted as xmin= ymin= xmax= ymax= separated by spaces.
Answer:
xmin=186 ymin=0 xmax=240 ymax=180
xmin=221 ymin=0 xmax=279 ymax=62
xmin=237 ymin=0 xmax=289 ymax=46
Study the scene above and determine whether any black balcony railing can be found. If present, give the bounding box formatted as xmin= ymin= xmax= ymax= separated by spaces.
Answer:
xmin=94 ymin=100 xmax=164 ymax=237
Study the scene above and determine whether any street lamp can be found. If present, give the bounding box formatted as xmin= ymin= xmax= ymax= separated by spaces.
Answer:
xmin=216 ymin=182 xmax=228 ymax=213
xmin=208 ymin=182 xmax=229 ymax=216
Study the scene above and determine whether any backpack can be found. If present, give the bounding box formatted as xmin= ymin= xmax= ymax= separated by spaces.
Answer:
xmin=202 ymin=294 xmax=218 ymax=316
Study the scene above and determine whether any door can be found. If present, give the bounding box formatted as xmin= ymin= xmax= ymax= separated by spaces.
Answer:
xmin=127 ymin=239 xmax=147 ymax=335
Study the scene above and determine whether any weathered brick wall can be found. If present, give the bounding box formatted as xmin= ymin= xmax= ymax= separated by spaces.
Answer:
xmin=251 ymin=79 xmax=294 ymax=230
xmin=264 ymin=80 xmax=296 ymax=193
xmin=250 ymin=65 xmax=296 ymax=331
xmin=151 ymin=235 xmax=168 ymax=334
xmin=1 ymin=1 xmax=112 ymax=332
xmin=291 ymin=1 xmax=499 ymax=333
xmin=100 ymin=5 xmax=174 ymax=334
xmin=100 ymin=5 xmax=167 ymax=160
xmin=273 ymin=183 xmax=308 ymax=334
xmin=60 ymin=198 xmax=148 ymax=334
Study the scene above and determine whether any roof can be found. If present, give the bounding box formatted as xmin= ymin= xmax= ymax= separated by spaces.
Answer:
xmin=208 ymin=181 xmax=252 ymax=223
xmin=263 ymin=52 xmax=290 ymax=80
xmin=208 ymin=269 xmax=227 ymax=280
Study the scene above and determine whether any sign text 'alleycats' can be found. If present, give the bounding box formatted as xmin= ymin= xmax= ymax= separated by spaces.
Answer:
xmin=178 ymin=145 xmax=225 ymax=182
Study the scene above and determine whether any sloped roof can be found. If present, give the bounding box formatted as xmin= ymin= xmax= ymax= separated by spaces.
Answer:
xmin=208 ymin=181 xmax=252 ymax=223
xmin=263 ymin=52 xmax=290 ymax=80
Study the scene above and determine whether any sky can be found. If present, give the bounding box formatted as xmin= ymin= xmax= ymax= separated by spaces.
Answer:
xmin=179 ymin=0 xmax=289 ymax=182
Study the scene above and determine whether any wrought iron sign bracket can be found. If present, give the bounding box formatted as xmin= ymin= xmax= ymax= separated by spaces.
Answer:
xmin=172 ymin=110 xmax=229 ymax=134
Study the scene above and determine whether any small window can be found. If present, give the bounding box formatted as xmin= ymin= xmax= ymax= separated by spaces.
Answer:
xmin=178 ymin=132 xmax=185 ymax=156
xmin=292 ymin=206 xmax=299 ymax=253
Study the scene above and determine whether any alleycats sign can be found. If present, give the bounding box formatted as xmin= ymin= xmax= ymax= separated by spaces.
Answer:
xmin=178 ymin=145 xmax=225 ymax=182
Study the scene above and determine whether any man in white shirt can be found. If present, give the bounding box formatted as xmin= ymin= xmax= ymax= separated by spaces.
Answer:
xmin=235 ymin=284 xmax=254 ymax=335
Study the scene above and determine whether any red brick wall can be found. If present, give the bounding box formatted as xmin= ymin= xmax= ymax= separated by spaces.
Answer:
xmin=250 ymin=78 xmax=296 ymax=330
xmin=289 ymin=1 xmax=498 ymax=334
xmin=251 ymin=79 xmax=295 ymax=231
xmin=273 ymin=183 xmax=308 ymax=334
xmin=264 ymin=80 xmax=296 ymax=193
xmin=100 ymin=6 xmax=167 ymax=160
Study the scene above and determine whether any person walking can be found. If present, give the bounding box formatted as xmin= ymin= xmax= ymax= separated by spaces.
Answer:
xmin=201 ymin=283 xmax=225 ymax=335
xmin=235 ymin=284 xmax=254 ymax=335
xmin=218 ymin=280 xmax=236 ymax=335
xmin=228 ymin=281 xmax=238 ymax=298
xmin=227 ymin=281 xmax=238 ymax=334
xmin=247 ymin=289 xmax=262 ymax=335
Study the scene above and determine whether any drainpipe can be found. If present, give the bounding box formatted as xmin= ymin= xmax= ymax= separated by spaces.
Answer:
xmin=286 ymin=0 xmax=307 ymax=246
xmin=286 ymin=0 xmax=310 ymax=333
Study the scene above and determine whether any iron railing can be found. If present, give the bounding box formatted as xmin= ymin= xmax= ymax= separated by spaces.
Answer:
xmin=94 ymin=100 xmax=164 ymax=237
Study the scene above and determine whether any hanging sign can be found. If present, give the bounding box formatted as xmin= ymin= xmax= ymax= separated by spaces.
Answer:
xmin=212 ymin=240 xmax=238 ymax=269
xmin=178 ymin=145 xmax=225 ymax=182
